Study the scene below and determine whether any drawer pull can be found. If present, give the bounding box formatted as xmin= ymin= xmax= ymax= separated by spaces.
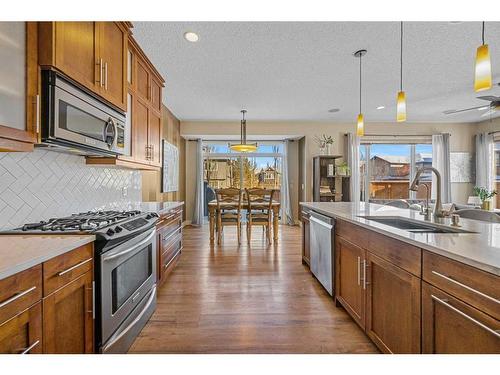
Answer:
xmin=431 ymin=271 xmax=500 ymax=305
xmin=163 ymin=246 xmax=183 ymax=269
xmin=162 ymin=227 xmax=182 ymax=243
xmin=0 ymin=286 xmax=37 ymax=308
xmin=58 ymin=258 xmax=92 ymax=277
xmin=20 ymin=340 xmax=40 ymax=354
xmin=431 ymin=295 xmax=500 ymax=339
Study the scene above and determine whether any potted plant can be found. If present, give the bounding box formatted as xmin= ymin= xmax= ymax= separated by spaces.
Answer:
xmin=314 ymin=134 xmax=335 ymax=155
xmin=337 ymin=161 xmax=350 ymax=176
xmin=472 ymin=186 xmax=497 ymax=210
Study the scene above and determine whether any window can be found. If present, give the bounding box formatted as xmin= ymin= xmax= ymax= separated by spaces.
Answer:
xmin=359 ymin=142 xmax=432 ymax=202
xmin=203 ymin=141 xmax=283 ymax=195
xmin=495 ymin=142 xmax=500 ymax=208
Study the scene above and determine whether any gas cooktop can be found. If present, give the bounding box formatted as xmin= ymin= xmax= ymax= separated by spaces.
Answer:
xmin=9 ymin=210 xmax=159 ymax=247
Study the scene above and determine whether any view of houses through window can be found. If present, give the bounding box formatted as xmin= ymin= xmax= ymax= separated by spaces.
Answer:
xmin=360 ymin=143 xmax=433 ymax=202
xmin=203 ymin=142 xmax=283 ymax=198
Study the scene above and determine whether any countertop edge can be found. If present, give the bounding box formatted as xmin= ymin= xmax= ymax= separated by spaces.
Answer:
xmin=301 ymin=202 xmax=500 ymax=276
xmin=0 ymin=235 xmax=96 ymax=281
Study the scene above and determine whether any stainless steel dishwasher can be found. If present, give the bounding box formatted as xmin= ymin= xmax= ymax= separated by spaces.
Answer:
xmin=309 ymin=211 xmax=335 ymax=296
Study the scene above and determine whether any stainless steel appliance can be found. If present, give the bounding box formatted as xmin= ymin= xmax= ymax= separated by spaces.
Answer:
xmin=40 ymin=70 xmax=129 ymax=156
xmin=8 ymin=210 xmax=159 ymax=353
xmin=309 ymin=211 xmax=335 ymax=296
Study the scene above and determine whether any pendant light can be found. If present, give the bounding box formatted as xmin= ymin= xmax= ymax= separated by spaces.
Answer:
xmin=397 ymin=21 xmax=407 ymax=122
xmin=354 ymin=49 xmax=367 ymax=136
xmin=474 ymin=21 xmax=492 ymax=92
xmin=230 ymin=110 xmax=257 ymax=153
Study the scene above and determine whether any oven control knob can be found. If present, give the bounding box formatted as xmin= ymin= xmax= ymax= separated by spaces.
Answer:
xmin=106 ymin=228 xmax=115 ymax=236
xmin=115 ymin=225 xmax=122 ymax=233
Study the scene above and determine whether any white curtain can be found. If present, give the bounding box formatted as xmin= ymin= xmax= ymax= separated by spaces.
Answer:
xmin=432 ymin=134 xmax=452 ymax=203
xmin=475 ymin=132 xmax=494 ymax=192
xmin=281 ymin=140 xmax=294 ymax=225
xmin=346 ymin=133 xmax=360 ymax=202
xmin=191 ymin=139 xmax=204 ymax=225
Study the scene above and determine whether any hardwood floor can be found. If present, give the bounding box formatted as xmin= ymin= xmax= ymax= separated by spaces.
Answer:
xmin=129 ymin=224 xmax=378 ymax=353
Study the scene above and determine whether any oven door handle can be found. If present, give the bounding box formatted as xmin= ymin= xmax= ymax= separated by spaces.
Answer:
xmin=101 ymin=285 xmax=156 ymax=353
xmin=102 ymin=230 xmax=156 ymax=262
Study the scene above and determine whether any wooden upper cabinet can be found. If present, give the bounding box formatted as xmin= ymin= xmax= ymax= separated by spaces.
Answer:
xmin=136 ymin=58 xmax=151 ymax=101
xmin=43 ymin=271 xmax=94 ymax=354
xmin=134 ymin=98 xmax=150 ymax=164
xmin=149 ymin=110 xmax=162 ymax=166
xmin=151 ymin=77 xmax=162 ymax=112
xmin=335 ymin=236 xmax=365 ymax=329
xmin=0 ymin=302 xmax=42 ymax=354
xmin=39 ymin=21 xmax=130 ymax=111
xmin=98 ymin=22 xmax=127 ymax=110
xmin=0 ymin=22 xmax=38 ymax=152
xmin=365 ymin=252 xmax=421 ymax=353
xmin=53 ymin=22 xmax=98 ymax=91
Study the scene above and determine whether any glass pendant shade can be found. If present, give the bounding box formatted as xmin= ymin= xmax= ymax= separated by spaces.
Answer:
xmin=474 ymin=44 xmax=492 ymax=92
xmin=396 ymin=91 xmax=407 ymax=122
xmin=230 ymin=143 xmax=257 ymax=152
xmin=356 ymin=114 xmax=364 ymax=136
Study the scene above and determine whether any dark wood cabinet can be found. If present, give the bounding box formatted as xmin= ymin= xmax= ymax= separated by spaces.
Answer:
xmin=43 ymin=271 xmax=94 ymax=354
xmin=422 ymin=282 xmax=500 ymax=353
xmin=365 ymin=252 xmax=421 ymax=353
xmin=148 ymin=109 xmax=162 ymax=166
xmin=0 ymin=302 xmax=42 ymax=354
xmin=335 ymin=235 xmax=365 ymax=329
xmin=312 ymin=156 xmax=348 ymax=202
xmin=301 ymin=212 xmax=310 ymax=266
xmin=157 ymin=207 xmax=183 ymax=286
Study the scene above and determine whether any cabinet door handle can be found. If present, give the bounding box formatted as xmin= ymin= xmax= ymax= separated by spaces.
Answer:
xmin=362 ymin=260 xmax=368 ymax=290
xmin=86 ymin=281 xmax=95 ymax=319
xmin=98 ymin=59 xmax=103 ymax=87
xmin=20 ymin=340 xmax=40 ymax=354
xmin=104 ymin=62 xmax=108 ymax=90
xmin=57 ymin=258 xmax=92 ymax=277
xmin=431 ymin=271 xmax=500 ymax=304
xmin=357 ymin=256 xmax=361 ymax=286
xmin=431 ymin=294 xmax=500 ymax=339
xmin=0 ymin=286 xmax=37 ymax=308
xmin=151 ymin=144 xmax=154 ymax=161
xmin=35 ymin=94 xmax=40 ymax=134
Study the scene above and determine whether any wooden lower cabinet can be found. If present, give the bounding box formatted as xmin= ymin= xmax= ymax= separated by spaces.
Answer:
xmin=422 ymin=282 xmax=500 ymax=353
xmin=335 ymin=236 xmax=365 ymax=329
xmin=0 ymin=302 xmax=42 ymax=354
xmin=43 ymin=271 xmax=94 ymax=354
xmin=365 ymin=252 xmax=421 ymax=353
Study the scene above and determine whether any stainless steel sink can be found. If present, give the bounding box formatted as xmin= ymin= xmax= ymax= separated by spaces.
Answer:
xmin=358 ymin=216 xmax=475 ymax=234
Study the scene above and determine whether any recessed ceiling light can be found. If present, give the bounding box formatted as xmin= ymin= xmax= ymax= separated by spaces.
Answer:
xmin=376 ymin=106 xmax=385 ymax=110
xmin=449 ymin=21 xmax=463 ymax=24
xmin=478 ymin=106 xmax=489 ymax=111
xmin=328 ymin=108 xmax=340 ymax=113
xmin=183 ymin=31 xmax=199 ymax=43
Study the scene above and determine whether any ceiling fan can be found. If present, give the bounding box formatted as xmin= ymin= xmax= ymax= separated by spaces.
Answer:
xmin=443 ymin=95 xmax=500 ymax=117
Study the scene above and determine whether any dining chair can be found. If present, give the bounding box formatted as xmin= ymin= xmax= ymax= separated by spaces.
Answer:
xmin=453 ymin=209 xmax=500 ymax=223
xmin=215 ymin=187 xmax=243 ymax=244
xmin=245 ymin=188 xmax=275 ymax=244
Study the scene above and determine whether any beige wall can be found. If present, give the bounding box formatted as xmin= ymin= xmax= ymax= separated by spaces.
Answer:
xmin=181 ymin=120 xmax=479 ymax=220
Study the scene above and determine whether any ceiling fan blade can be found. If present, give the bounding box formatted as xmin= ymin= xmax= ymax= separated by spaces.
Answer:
xmin=477 ymin=95 xmax=500 ymax=101
xmin=443 ymin=106 xmax=488 ymax=115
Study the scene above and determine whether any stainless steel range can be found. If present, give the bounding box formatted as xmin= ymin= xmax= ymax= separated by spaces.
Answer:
xmin=12 ymin=210 xmax=159 ymax=353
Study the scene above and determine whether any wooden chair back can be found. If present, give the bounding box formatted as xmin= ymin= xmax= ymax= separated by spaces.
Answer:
xmin=245 ymin=188 xmax=275 ymax=213
xmin=215 ymin=187 xmax=242 ymax=212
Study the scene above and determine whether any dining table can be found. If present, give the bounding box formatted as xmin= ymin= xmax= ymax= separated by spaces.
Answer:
xmin=207 ymin=199 xmax=281 ymax=244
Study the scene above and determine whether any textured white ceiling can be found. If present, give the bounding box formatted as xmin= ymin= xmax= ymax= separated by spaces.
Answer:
xmin=132 ymin=21 xmax=500 ymax=123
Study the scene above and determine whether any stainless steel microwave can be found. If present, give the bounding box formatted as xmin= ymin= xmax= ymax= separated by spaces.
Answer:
xmin=41 ymin=70 xmax=129 ymax=156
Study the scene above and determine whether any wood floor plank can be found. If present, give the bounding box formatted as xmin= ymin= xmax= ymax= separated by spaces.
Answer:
xmin=129 ymin=224 xmax=378 ymax=353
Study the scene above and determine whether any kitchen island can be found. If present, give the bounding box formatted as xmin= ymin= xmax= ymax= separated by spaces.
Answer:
xmin=300 ymin=202 xmax=500 ymax=354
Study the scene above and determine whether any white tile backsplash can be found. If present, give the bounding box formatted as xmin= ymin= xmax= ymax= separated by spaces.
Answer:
xmin=0 ymin=149 xmax=141 ymax=229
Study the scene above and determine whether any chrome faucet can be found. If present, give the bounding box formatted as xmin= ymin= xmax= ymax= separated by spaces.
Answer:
xmin=409 ymin=167 xmax=445 ymax=219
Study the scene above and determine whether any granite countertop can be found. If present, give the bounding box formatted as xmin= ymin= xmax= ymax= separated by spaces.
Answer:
xmin=124 ymin=201 xmax=184 ymax=216
xmin=0 ymin=235 xmax=95 ymax=280
xmin=300 ymin=202 xmax=500 ymax=276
